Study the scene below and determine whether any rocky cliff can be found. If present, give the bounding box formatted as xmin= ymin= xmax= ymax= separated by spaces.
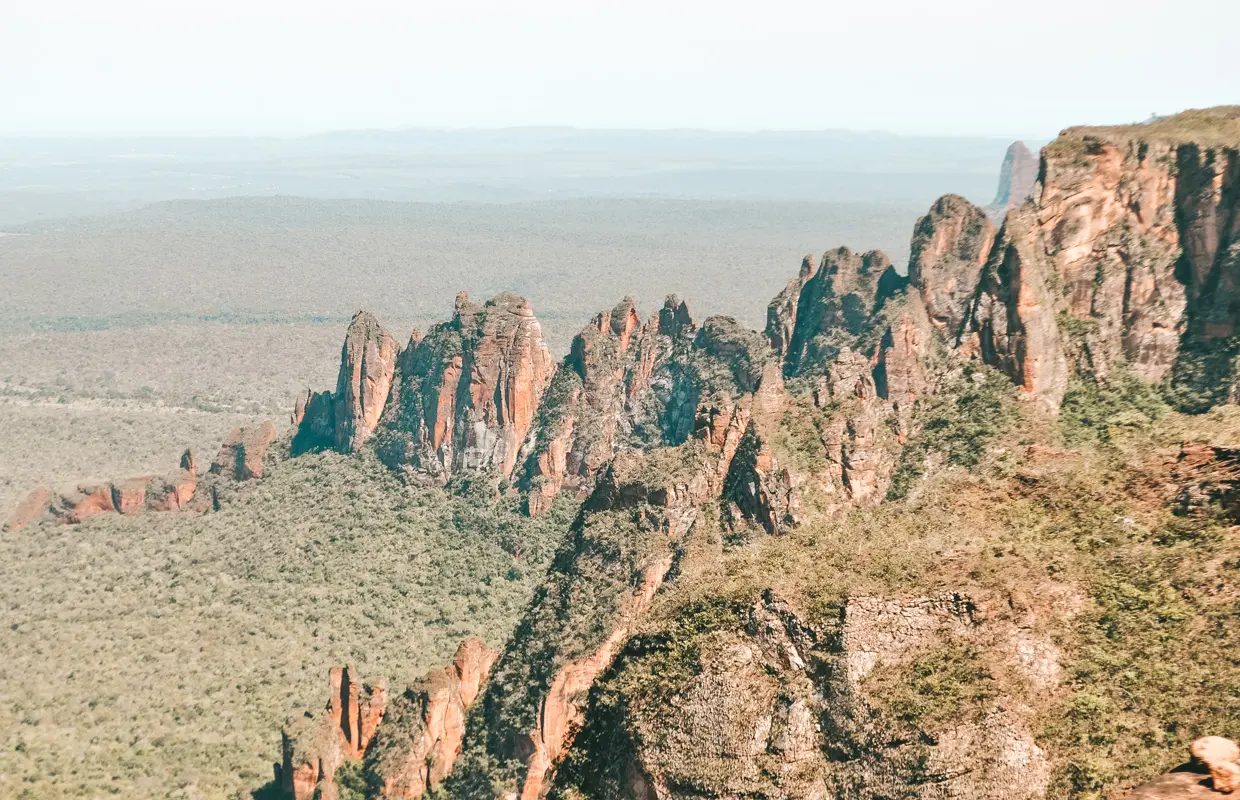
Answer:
xmin=12 ymin=108 xmax=1239 ymax=800
xmin=368 ymin=292 xmax=555 ymax=483
xmin=988 ymin=140 xmax=1039 ymax=219
xmin=4 ymin=447 xmax=201 ymax=530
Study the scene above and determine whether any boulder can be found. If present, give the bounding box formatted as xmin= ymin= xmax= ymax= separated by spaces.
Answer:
xmin=1193 ymin=736 xmax=1240 ymax=793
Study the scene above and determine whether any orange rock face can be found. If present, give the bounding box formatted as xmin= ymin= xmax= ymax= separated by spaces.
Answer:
xmin=48 ymin=483 xmax=117 ymax=524
xmin=517 ymin=554 xmax=673 ymax=800
xmin=211 ymin=420 xmax=279 ymax=481
xmin=909 ymin=194 xmax=997 ymax=337
xmin=334 ymin=311 xmax=401 ymax=452
xmin=373 ymin=292 xmax=554 ymax=483
xmin=523 ymin=297 xmax=661 ymax=515
xmin=110 ymin=476 xmax=154 ymax=514
xmin=765 ymin=254 xmax=819 ymax=356
xmin=369 ymin=638 xmax=499 ymax=798
xmin=146 ymin=449 xmax=198 ymax=511
xmin=4 ymin=487 xmax=51 ymax=532
xmin=281 ymin=666 xmax=389 ymax=800
xmin=969 ymin=206 xmax=1070 ymax=409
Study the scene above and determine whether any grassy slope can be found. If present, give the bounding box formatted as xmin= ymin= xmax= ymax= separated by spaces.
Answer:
xmin=0 ymin=452 xmax=574 ymax=800
xmin=562 ymin=373 xmax=1240 ymax=799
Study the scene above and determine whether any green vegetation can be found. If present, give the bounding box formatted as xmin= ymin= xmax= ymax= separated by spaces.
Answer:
xmin=887 ymin=364 xmax=1022 ymax=499
xmin=0 ymin=451 xmax=573 ymax=799
xmin=1053 ymin=106 xmax=1240 ymax=150
xmin=864 ymin=637 xmax=997 ymax=730
xmin=1059 ymin=367 xmax=1170 ymax=445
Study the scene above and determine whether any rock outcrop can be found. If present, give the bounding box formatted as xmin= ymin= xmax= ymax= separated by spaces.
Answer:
xmin=444 ymin=365 xmax=775 ymax=798
xmin=556 ymin=591 xmax=1052 ymax=800
xmin=373 ymin=292 xmax=555 ymax=483
xmin=210 ymin=420 xmax=279 ymax=482
xmin=365 ymin=639 xmax=498 ymax=799
xmin=334 ymin=311 xmax=401 ymax=452
xmin=968 ymin=205 xmax=1071 ymax=409
xmin=989 ymin=141 xmax=1039 ymax=218
xmin=909 ymin=194 xmax=998 ymax=337
xmin=3 ymin=487 xmax=51 ymax=532
xmin=778 ymin=247 xmax=905 ymax=377
xmin=521 ymin=297 xmax=652 ymax=515
xmin=1123 ymin=736 xmax=1240 ymax=798
xmin=5 ymin=447 xmax=199 ymax=530
xmin=281 ymin=666 xmax=390 ymax=800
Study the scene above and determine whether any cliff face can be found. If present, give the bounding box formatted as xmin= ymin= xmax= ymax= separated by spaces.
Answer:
xmin=218 ymin=107 xmax=1240 ymax=800
xmin=773 ymin=247 xmax=906 ymax=377
xmin=280 ymin=639 xmax=498 ymax=800
xmin=555 ymin=592 xmax=1053 ymax=800
xmin=4 ymin=447 xmax=201 ymax=531
xmin=334 ymin=311 xmax=401 ymax=452
xmin=372 ymin=292 xmax=555 ymax=483
xmin=989 ymin=141 xmax=1039 ymax=218
xmin=521 ymin=297 xmax=670 ymax=516
xmin=909 ymin=194 xmax=997 ymax=338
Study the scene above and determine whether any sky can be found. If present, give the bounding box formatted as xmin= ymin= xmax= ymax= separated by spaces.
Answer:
xmin=1 ymin=0 xmax=1233 ymax=139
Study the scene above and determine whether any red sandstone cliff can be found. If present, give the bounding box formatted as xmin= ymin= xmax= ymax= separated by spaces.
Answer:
xmin=371 ymin=292 xmax=555 ymax=483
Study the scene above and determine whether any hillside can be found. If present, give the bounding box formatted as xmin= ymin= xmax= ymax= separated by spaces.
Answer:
xmin=259 ymin=107 xmax=1240 ymax=800
xmin=0 ymin=451 xmax=575 ymax=799
xmin=6 ymin=107 xmax=1240 ymax=800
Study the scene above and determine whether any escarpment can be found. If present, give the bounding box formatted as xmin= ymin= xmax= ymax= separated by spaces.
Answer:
xmin=281 ymin=639 xmax=498 ymax=800
xmin=16 ymin=108 xmax=1240 ymax=800
xmin=554 ymin=591 xmax=1055 ymax=800
xmin=520 ymin=296 xmax=680 ymax=516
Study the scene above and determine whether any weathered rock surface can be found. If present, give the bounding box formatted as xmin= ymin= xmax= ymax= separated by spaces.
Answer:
xmin=3 ymin=487 xmax=51 ymax=532
xmin=145 ymin=448 xmax=199 ymax=511
xmin=909 ymin=194 xmax=997 ymax=337
xmin=211 ymin=420 xmax=279 ymax=482
xmin=445 ymin=370 xmax=772 ymax=798
xmin=1121 ymin=737 xmax=1240 ymax=798
xmin=281 ymin=666 xmax=389 ymax=800
xmin=334 ymin=311 xmax=401 ymax=452
xmin=968 ymin=205 xmax=1070 ymax=409
xmin=989 ymin=141 xmax=1039 ymax=218
xmin=766 ymin=254 xmax=819 ymax=357
xmin=374 ymin=292 xmax=554 ymax=483
xmin=522 ymin=298 xmax=648 ymax=515
xmin=780 ymin=247 xmax=904 ymax=376
xmin=365 ymin=638 xmax=498 ymax=798
xmin=557 ymin=591 xmax=1051 ymax=800
xmin=5 ymin=448 xmax=200 ymax=530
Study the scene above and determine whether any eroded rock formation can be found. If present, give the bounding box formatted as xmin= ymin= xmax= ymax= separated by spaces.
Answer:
xmin=335 ymin=311 xmax=401 ymax=452
xmin=1124 ymin=736 xmax=1240 ymax=798
xmin=5 ymin=447 xmax=200 ymax=530
xmin=989 ymin=141 xmax=1039 ymax=218
xmin=211 ymin=420 xmax=279 ymax=482
xmin=372 ymin=292 xmax=554 ymax=483
xmin=365 ymin=638 xmax=498 ymax=799
xmin=281 ymin=666 xmax=390 ymax=800
xmin=910 ymin=194 xmax=998 ymax=337
xmin=556 ymin=590 xmax=1053 ymax=800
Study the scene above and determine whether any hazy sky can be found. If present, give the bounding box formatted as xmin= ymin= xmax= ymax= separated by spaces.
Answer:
xmin=1 ymin=0 xmax=1232 ymax=138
